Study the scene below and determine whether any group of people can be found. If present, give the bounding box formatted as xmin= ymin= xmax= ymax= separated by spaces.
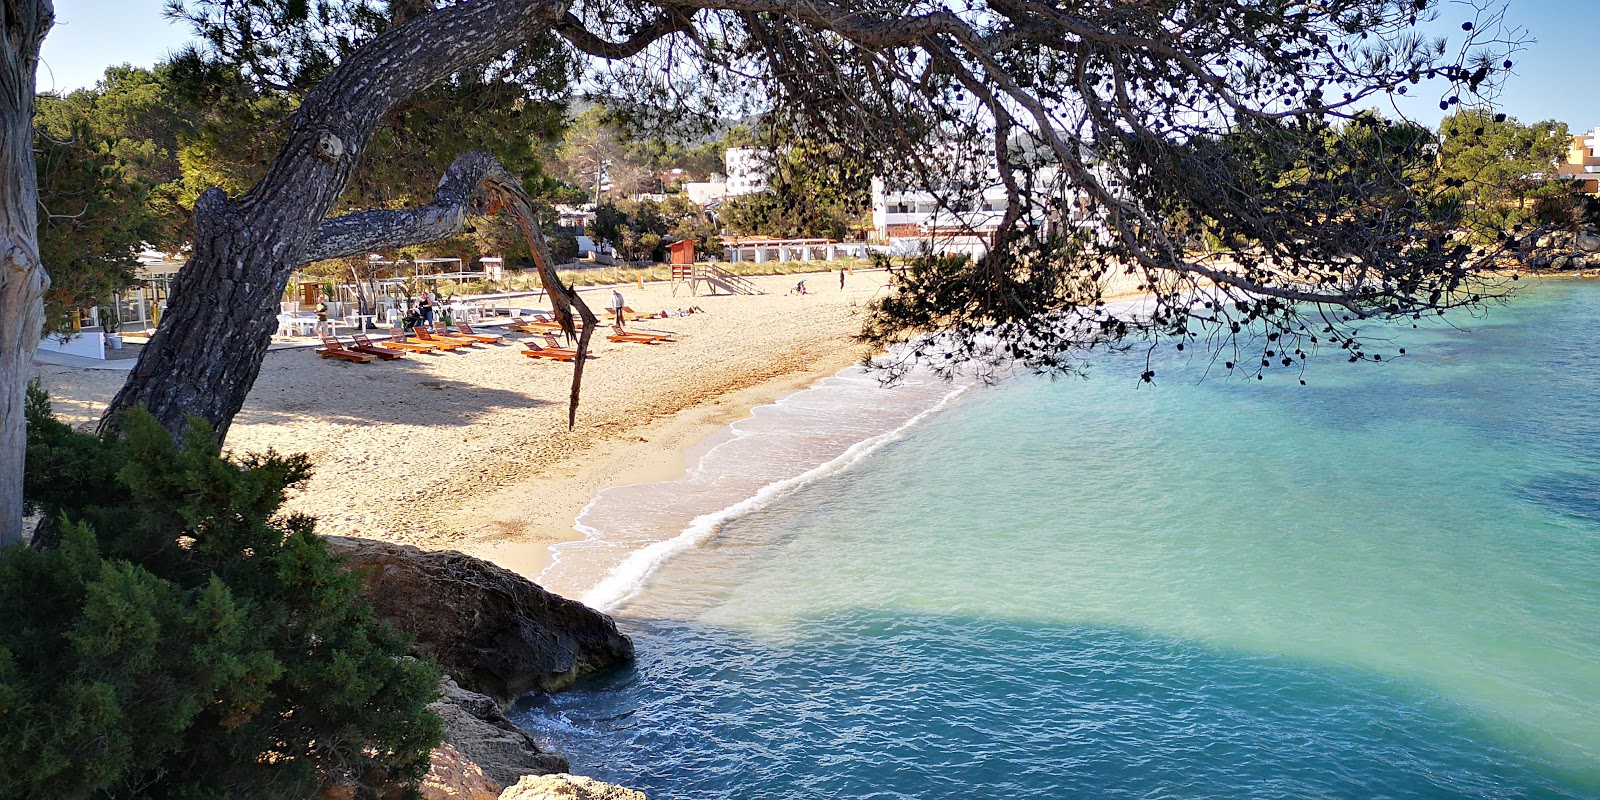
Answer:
xmin=316 ymin=291 xmax=440 ymax=336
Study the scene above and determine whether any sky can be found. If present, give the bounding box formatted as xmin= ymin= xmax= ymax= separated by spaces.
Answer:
xmin=35 ymin=0 xmax=1600 ymax=134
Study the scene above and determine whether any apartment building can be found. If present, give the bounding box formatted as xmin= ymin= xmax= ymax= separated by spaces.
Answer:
xmin=1554 ymin=127 xmax=1600 ymax=194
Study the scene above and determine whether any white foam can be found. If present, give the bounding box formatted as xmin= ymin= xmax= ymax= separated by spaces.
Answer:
xmin=577 ymin=383 xmax=971 ymax=611
xmin=537 ymin=362 xmax=971 ymax=610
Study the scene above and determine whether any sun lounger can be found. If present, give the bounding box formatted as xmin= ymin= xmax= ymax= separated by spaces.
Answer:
xmin=522 ymin=340 xmax=578 ymax=361
xmin=346 ymin=334 xmax=404 ymax=360
xmin=317 ymin=335 xmax=377 ymax=363
xmin=379 ymin=328 xmax=439 ymax=353
xmin=542 ymin=333 xmax=595 ymax=355
xmin=519 ymin=314 xmax=586 ymax=331
xmin=429 ymin=322 xmax=482 ymax=346
xmin=606 ymin=324 xmax=672 ymax=344
xmin=413 ymin=326 xmax=474 ymax=349
xmin=510 ymin=317 xmax=546 ymax=334
xmin=453 ymin=321 xmax=504 ymax=344
xmin=618 ymin=306 xmax=663 ymax=322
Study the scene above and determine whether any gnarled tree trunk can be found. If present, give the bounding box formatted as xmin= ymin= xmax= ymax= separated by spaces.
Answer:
xmin=0 ymin=0 xmax=54 ymax=548
xmin=100 ymin=0 xmax=572 ymax=440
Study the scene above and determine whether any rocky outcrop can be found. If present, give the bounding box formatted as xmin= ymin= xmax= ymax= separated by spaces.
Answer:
xmin=325 ymin=536 xmax=634 ymax=706
xmin=498 ymin=774 xmax=650 ymax=800
xmin=1523 ymin=226 xmax=1600 ymax=271
xmin=429 ymin=677 xmax=569 ymax=787
xmin=421 ymin=744 xmax=503 ymax=800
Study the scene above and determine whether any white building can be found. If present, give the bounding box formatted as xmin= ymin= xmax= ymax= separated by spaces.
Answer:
xmin=872 ymin=178 xmax=1013 ymax=259
xmin=555 ymin=204 xmax=596 ymax=230
xmin=724 ymin=147 xmax=771 ymax=196
xmin=682 ymin=181 xmax=729 ymax=206
xmin=870 ymin=156 xmax=1122 ymax=259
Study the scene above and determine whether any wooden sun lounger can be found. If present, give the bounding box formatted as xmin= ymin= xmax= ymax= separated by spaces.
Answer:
xmin=317 ymin=335 xmax=377 ymax=363
xmin=379 ymin=328 xmax=438 ymax=353
xmin=346 ymin=334 xmax=404 ymax=360
xmin=606 ymin=324 xmax=672 ymax=344
xmin=522 ymin=340 xmax=577 ymax=361
xmin=412 ymin=326 xmax=474 ymax=350
xmin=542 ymin=333 xmax=595 ymax=355
xmin=453 ymin=321 xmax=504 ymax=344
xmin=429 ymin=322 xmax=483 ymax=346
xmin=618 ymin=306 xmax=659 ymax=322
xmin=509 ymin=317 xmax=547 ymax=334
xmin=521 ymin=314 xmax=588 ymax=330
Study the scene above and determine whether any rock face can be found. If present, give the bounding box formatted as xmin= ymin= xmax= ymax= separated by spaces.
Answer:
xmin=428 ymin=677 xmax=568 ymax=788
xmin=421 ymin=743 xmax=504 ymax=800
xmin=325 ymin=536 xmax=634 ymax=705
xmin=498 ymin=774 xmax=650 ymax=800
xmin=1523 ymin=225 xmax=1600 ymax=271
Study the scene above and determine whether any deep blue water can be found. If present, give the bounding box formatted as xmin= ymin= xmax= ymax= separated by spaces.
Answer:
xmin=514 ymin=279 xmax=1600 ymax=799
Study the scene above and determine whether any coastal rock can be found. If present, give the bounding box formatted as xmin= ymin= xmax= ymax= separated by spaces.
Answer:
xmin=498 ymin=774 xmax=650 ymax=800
xmin=429 ymin=677 xmax=569 ymax=787
xmin=1578 ymin=231 xmax=1600 ymax=253
xmin=421 ymin=743 xmax=503 ymax=800
xmin=325 ymin=536 xmax=634 ymax=705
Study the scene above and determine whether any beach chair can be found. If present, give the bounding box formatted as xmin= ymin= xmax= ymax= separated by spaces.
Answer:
xmin=521 ymin=340 xmax=577 ymax=361
xmin=379 ymin=328 xmax=439 ymax=353
xmin=414 ymin=326 xmax=476 ymax=349
xmin=347 ymin=334 xmax=404 ymax=360
xmin=453 ymin=321 xmax=504 ymax=344
xmin=509 ymin=317 xmax=546 ymax=334
xmin=618 ymin=306 xmax=659 ymax=322
xmin=606 ymin=324 xmax=672 ymax=344
xmin=542 ymin=333 xmax=595 ymax=356
xmin=316 ymin=335 xmax=376 ymax=363
xmin=428 ymin=322 xmax=483 ymax=346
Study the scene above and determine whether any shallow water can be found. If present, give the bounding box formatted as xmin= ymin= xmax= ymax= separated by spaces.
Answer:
xmin=516 ymin=279 xmax=1600 ymax=799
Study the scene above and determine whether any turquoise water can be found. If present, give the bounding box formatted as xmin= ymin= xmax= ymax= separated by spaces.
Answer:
xmin=515 ymin=280 xmax=1600 ymax=799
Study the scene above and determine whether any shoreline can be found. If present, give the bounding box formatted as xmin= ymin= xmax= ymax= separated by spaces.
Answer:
xmin=30 ymin=269 xmax=894 ymax=582
xmin=455 ymin=348 xmax=866 ymax=579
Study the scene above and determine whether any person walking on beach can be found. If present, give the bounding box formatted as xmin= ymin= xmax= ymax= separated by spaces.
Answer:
xmin=418 ymin=292 xmax=435 ymax=325
xmin=611 ymin=289 xmax=626 ymax=327
xmin=315 ymin=294 xmax=331 ymax=337
xmin=839 ymin=267 xmax=846 ymax=290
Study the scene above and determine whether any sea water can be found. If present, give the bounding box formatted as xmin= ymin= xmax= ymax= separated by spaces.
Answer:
xmin=516 ymin=279 xmax=1600 ymax=799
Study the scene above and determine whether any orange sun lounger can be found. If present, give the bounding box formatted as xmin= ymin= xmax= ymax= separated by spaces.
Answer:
xmin=412 ymin=326 xmax=474 ymax=350
xmin=606 ymin=324 xmax=672 ymax=344
xmin=618 ymin=306 xmax=659 ymax=322
xmin=428 ymin=322 xmax=483 ymax=346
xmin=317 ymin=335 xmax=377 ymax=363
xmin=453 ymin=321 xmax=504 ymax=344
xmin=522 ymin=342 xmax=576 ymax=361
xmin=345 ymin=334 xmax=404 ymax=360
xmin=379 ymin=328 xmax=438 ymax=353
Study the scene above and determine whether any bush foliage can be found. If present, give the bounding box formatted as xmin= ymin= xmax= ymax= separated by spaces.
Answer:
xmin=4 ymin=386 xmax=441 ymax=799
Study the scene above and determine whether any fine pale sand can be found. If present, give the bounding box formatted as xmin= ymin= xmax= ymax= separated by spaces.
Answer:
xmin=30 ymin=270 xmax=894 ymax=579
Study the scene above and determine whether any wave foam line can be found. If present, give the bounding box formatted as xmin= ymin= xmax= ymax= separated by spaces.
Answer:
xmin=578 ymin=382 xmax=972 ymax=612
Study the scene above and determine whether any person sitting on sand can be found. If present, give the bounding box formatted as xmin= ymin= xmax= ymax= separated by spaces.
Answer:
xmin=790 ymin=280 xmax=808 ymax=296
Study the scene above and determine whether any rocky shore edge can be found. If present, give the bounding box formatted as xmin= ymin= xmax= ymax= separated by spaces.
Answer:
xmin=324 ymin=537 xmax=646 ymax=800
xmin=1520 ymin=226 xmax=1600 ymax=273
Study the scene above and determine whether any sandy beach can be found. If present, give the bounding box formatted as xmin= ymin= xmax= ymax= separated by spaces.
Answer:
xmin=30 ymin=269 xmax=892 ymax=579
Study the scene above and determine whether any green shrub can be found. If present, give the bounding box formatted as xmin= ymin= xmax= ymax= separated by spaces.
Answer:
xmin=5 ymin=387 xmax=441 ymax=799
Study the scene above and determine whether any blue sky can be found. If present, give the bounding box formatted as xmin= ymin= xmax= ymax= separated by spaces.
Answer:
xmin=36 ymin=0 xmax=1600 ymax=134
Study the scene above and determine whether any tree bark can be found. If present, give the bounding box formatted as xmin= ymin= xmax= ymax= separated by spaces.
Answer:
xmin=0 ymin=0 xmax=54 ymax=548
xmin=100 ymin=0 xmax=567 ymax=440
